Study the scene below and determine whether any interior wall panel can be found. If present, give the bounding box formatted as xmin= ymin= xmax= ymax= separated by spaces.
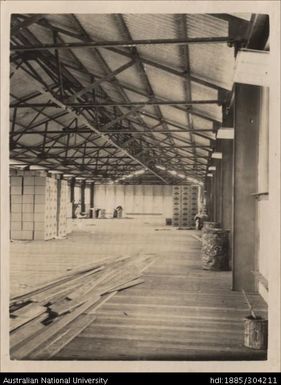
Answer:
xmin=94 ymin=185 xmax=173 ymax=217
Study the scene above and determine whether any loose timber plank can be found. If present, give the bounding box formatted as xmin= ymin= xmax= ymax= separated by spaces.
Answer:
xmin=10 ymin=266 xmax=104 ymax=305
xmin=28 ymin=314 xmax=97 ymax=360
xmin=10 ymin=304 xmax=47 ymax=332
xmin=11 ymin=292 xmax=116 ymax=359
xmin=50 ymin=295 xmax=101 ymax=317
xmin=10 ymin=313 xmax=48 ymax=349
xmin=103 ymin=278 xmax=145 ymax=294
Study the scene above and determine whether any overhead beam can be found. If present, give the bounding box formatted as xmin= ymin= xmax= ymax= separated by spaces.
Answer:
xmin=100 ymin=104 xmax=148 ymax=131
xmin=21 ymin=89 xmax=169 ymax=184
xmin=10 ymin=129 xmax=214 ymax=134
xmin=30 ymin=16 xmax=229 ymax=92
xmin=10 ymin=36 xmax=230 ymax=52
xmin=53 ymin=16 xmax=179 ymax=168
xmin=136 ymin=110 xmax=217 ymax=137
xmin=117 ymin=14 xmax=181 ymax=160
xmin=10 ymin=100 xmax=220 ymax=108
xmin=67 ymin=59 xmax=135 ymax=101
xmin=10 ymin=24 xmax=211 ymax=178
xmin=10 ymin=144 xmax=211 ymax=150
xmin=11 ymin=155 xmax=135 ymax=160
xmin=178 ymin=14 xmax=197 ymax=169
xmin=11 ymin=14 xmax=45 ymax=35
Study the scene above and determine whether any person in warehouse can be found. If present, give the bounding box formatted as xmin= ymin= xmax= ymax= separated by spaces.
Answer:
xmin=194 ymin=207 xmax=208 ymax=230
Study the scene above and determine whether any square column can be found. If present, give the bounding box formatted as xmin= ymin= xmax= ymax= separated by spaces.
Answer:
xmin=232 ymin=84 xmax=260 ymax=291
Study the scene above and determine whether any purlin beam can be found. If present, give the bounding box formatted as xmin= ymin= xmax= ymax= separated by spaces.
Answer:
xmin=9 ymin=12 xmax=214 ymax=179
xmin=11 ymin=14 xmax=46 ymax=36
xmin=10 ymin=128 xmax=214 ymax=134
xmin=17 ymin=72 xmax=169 ymax=183
xmin=56 ymin=15 xmax=178 ymax=169
xmin=67 ymin=59 xmax=135 ymax=101
xmin=117 ymin=14 xmax=180 ymax=158
xmin=177 ymin=14 xmax=197 ymax=167
xmin=11 ymin=18 xmax=222 ymax=125
xmin=29 ymin=15 xmax=229 ymax=93
xmin=10 ymin=95 xmax=107 ymax=161
xmin=10 ymin=100 xmax=220 ymax=108
xmin=10 ymin=36 xmax=230 ymax=51
xmin=68 ymin=14 xmax=185 ymax=170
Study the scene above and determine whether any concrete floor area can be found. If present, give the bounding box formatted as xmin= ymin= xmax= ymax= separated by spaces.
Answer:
xmin=10 ymin=218 xmax=268 ymax=360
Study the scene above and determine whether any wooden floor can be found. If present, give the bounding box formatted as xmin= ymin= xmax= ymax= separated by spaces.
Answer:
xmin=10 ymin=218 xmax=268 ymax=361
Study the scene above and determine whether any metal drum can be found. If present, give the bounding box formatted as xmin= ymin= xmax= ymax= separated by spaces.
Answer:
xmin=244 ymin=316 xmax=268 ymax=350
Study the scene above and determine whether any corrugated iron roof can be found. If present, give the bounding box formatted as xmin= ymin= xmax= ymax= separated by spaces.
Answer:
xmin=10 ymin=12 xmax=251 ymax=182
xmin=186 ymin=14 xmax=229 ymax=38
xmin=189 ymin=43 xmax=235 ymax=90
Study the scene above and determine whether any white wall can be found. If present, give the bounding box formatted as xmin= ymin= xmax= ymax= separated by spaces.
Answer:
xmin=85 ymin=185 xmax=91 ymax=204
xmin=94 ymin=184 xmax=173 ymax=218
xmin=74 ymin=185 xmax=80 ymax=203
xmin=256 ymin=88 xmax=270 ymax=301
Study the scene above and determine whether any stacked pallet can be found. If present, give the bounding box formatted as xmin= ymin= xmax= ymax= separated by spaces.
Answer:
xmin=10 ymin=175 xmax=58 ymax=240
xmin=84 ymin=184 xmax=91 ymax=216
xmin=172 ymin=186 xmax=181 ymax=227
xmin=58 ymin=180 xmax=68 ymax=237
xmin=10 ymin=176 xmax=29 ymax=240
xmin=172 ymin=185 xmax=198 ymax=227
xmin=10 ymin=254 xmax=155 ymax=360
xmin=34 ymin=176 xmax=57 ymax=240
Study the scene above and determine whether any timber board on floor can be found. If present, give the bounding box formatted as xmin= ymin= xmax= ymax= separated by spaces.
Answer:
xmin=10 ymin=219 xmax=268 ymax=360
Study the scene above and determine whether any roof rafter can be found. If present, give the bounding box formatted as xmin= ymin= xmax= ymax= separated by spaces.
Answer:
xmin=28 ymin=15 xmax=229 ymax=92
xmin=15 ymin=72 xmax=169 ymax=184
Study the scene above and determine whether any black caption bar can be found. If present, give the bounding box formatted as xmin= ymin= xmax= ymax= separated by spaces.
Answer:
xmin=0 ymin=373 xmax=280 ymax=385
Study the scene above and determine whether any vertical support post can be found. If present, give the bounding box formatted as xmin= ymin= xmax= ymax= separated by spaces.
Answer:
xmin=81 ymin=180 xmax=86 ymax=213
xmin=56 ymin=175 xmax=62 ymax=236
xmin=70 ymin=177 xmax=75 ymax=219
xmin=214 ymin=140 xmax=223 ymax=224
xmin=206 ymin=177 xmax=214 ymax=221
xmin=90 ymin=182 xmax=95 ymax=218
xmin=211 ymin=176 xmax=216 ymax=221
xmin=232 ymin=84 xmax=260 ymax=291
xmin=221 ymin=139 xmax=234 ymax=270
xmin=222 ymin=140 xmax=234 ymax=228
xmin=212 ymin=173 xmax=217 ymax=222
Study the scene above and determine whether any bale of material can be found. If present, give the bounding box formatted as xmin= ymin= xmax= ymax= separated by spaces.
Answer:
xmin=201 ymin=228 xmax=229 ymax=270
xmin=244 ymin=316 xmax=268 ymax=350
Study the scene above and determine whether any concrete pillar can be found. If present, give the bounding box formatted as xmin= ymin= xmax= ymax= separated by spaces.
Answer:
xmin=90 ymin=182 xmax=95 ymax=218
xmin=221 ymin=140 xmax=234 ymax=231
xmin=213 ymin=173 xmax=217 ymax=222
xmin=209 ymin=177 xmax=215 ymax=221
xmin=232 ymin=84 xmax=259 ymax=291
xmin=80 ymin=180 xmax=86 ymax=213
xmin=221 ymin=139 xmax=234 ymax=270
xmin=205 ymin=177 xmax=213 ymax=221
xmin=56 ymin=177 xmax=61 ymax=236
xmin=70 ymin=178 xmax=75 ymax=219
xmin=214 ymin=140 xmax=223 ymax=224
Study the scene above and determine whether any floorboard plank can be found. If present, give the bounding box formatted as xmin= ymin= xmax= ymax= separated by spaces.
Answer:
xmin=11 ymin=220 xmax=267 ymax=361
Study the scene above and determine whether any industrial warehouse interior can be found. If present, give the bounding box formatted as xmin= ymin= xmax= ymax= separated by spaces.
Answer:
xmin=1 ymin=6 xmax=280 ymax=367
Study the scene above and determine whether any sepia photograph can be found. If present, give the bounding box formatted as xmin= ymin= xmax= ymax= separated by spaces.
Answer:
xmin=1 ymin=0 xmax=280 ymax=374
